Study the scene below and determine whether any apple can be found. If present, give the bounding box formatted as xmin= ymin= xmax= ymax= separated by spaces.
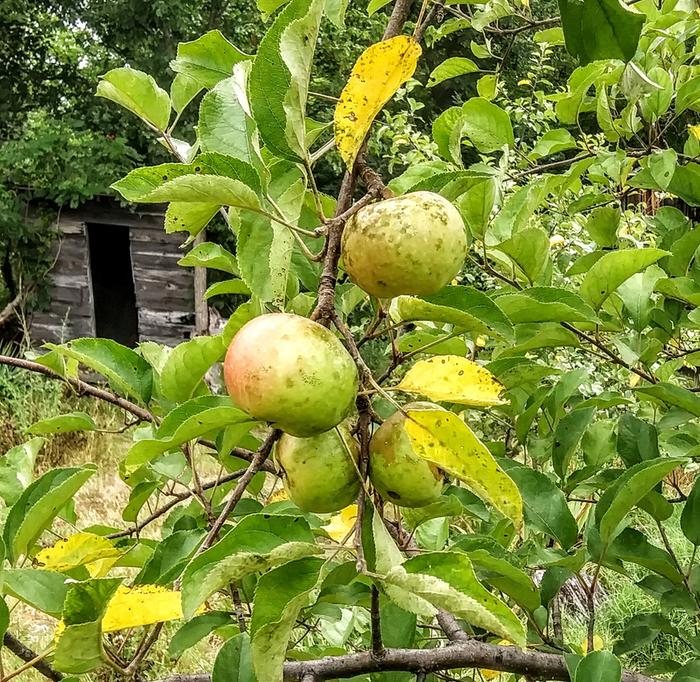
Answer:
xmin=276 ymin=424 xmax=360 ymax=513
xmin=224 ymin=313 xmax=358 ymax=437
xmin=341 ymin=191 xmax=467 ymax=299
xmin=369 ymin=402 xmax=444 ymax=507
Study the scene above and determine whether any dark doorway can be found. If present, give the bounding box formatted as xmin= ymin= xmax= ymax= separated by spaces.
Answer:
xmin=87 ymin=224 xmax=139 ymax=347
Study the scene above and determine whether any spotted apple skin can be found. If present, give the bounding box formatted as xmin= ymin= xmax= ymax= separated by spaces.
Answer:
xmin=276 ymin=424 xmax=360 ymax=513
xmin=223 ymin=313 xmax=358 ymax=437
xmin=341 ymin=191 xmax=467 ymax=299
xmin=369 ymin=402 xmax=444 ymax=508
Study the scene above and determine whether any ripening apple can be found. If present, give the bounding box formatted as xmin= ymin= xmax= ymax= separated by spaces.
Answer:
xmin=369 ymin=402 xmax=444 ymax=508
xmin=341 ymin=191 xmax=468 ymax=299
xmin=223 ymin=313 xmax=358 ymax=437
xmin=276 ymin=424 xmax=360 ymax=513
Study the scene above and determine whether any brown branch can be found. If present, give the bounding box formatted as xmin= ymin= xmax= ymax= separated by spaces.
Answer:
xmin=0 ymin=354 xmax=153 ymax=422
xmin=107 ymin=456 xmax=276 ymax=539
xmin=152 ymin=642 xmax=662 ymax=682
xmin=193 ymin=429 xmax=282 ymax=556
xmin=383 ymin=0 xmax=416 ymax=39
xmin=2 ymin=633 xmax=62 ymax=682
xmin=370 ymin=586 xmax=384 ymax=657
xmin=311 ymin=171 xmax=358 ymax=326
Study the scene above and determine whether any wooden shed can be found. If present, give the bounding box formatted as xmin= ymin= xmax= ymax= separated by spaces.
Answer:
xmin=30 ymin=198 xmax=198 ymax=347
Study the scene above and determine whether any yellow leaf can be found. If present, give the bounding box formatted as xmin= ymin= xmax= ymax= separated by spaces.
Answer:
xmin=334 ymin=35 xmax=421 ymax=167
xmin=323 ymin=504 xmax=358 ymax=542
xmin=101 ymin=585 xmax=188 ymax=632
xmin=396 ymin=356 xmax=506 ymax=407
xmin=517 ymin=78 xmax=531 ymax=86
xmin=404 ymin=409 xmax=523 ymax=531
xmin=689 ymin=124 xmax=700 ymax=142
xmin=268 ymin=487 xmax=289 ymax=503
xmin=35 ymin=532 xmax=122 ymax=574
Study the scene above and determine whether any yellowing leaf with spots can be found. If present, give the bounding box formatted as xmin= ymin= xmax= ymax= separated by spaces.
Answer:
xmin=396 ymin=356 xmax=506 ymax=407
xmin=404 ymin=409 xmax=522 ymax=531
xmin=35 ymin=532 xmax=122 ymax=575
xmin=334 ymin=35 xmax=421 ymax=167
xmin=102 ymin=585 xmax=188 ymax=632
xmin=323 ymin=504 xmax=358 ymax=542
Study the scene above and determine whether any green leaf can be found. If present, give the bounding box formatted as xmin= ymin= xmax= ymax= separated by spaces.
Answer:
xmin=44 ymin=338 xmax=153 ymax=403
xmin=608 ymin=528 xmax=684 ymax=584
xmin=205 ymin=279 xmax=251 ymax=299
xmin=676 ymin=77 xmax=700 ymax=116
xmin=463 ymin=548 xmax=541 ymax=612
xmin=3 ymin=569 xmax=69 ymax=617
xmin=595 ymin=458 xmax=686 ymax=546
xmin=54 ymin=579 xmax=122 ymax=674
xmin=530 ymin=128 xmax=577 ymax=159
xmin=427 ymin=57 xmax=479 ymax=87
xmin=393 ymin=286 xmax=513 ymax=340
xmin=397 ymin=331 xmax=468 ymax=357
xmin=213 ymin=632 xmax=256 ymax=682
xmin=250 ymin=557 xmax=325 ymax=681
xmin=236 ymin=160 xmax=305 ymax=304
xmin=112 ymin=154 xmax=262 ymax=204
xmin=136 ymin=530 xmax=206 ymax=586
xmin=135 ymin=173 xmax=261 ymax=212
xmin=96 ymin=67 xmax=170 ymax=131
xmin=499 ymin=459 xmax=579 ymax=550
xmin=585 ymin=206 xmax=620 ymax=247
xmin=558 ymin=0 xmax=644 ymax=64
xmin=170 ymin=73 xmax=202 ymax=115
xmin=383 ymin=552 xmax=526 ymax=645
xmin=159 ymin=335 xmax=227 ymax=404
xmin=579 ymin=248 xmax=669 ymax=310
xmin=631 ymin=163 xmax=700 ymax=207
xmin=495 ymin=227 xmax=551 ymax=285
xmin=171 ymin=611 xmax=235 ymax=660
xmin=635 ymin=383 xmax=700 ymax=417
xmin=574 ymin=651 xmax=622 ymax=682
xmin=681 ymin=477 xmax=700 ymax=546
xmin=460 ymin=97 xmax=514 ymax=152
xmin=457 ymin=177 xmax=497 ymax=240
xmin=617 ymin=414 xmax=658 ymax=468
xmin=181 ymin=514 xmax=321 ymax=618
xmin=26 ymin=412 xmax=97 ymax=435
xmin=552 ymin=407 xmax=596 ymax=479
xmin=0 ymin=438 xmax=44 ymax=505
xmin=496 ymin=288 xmax=597 ymax=325
xmin=4 ymin=466 xmax=96 ymax=563
xmin=433 ymin=99 xmax=514 ymax=161
xmin=170 ymin=30 xmax=251 ymax=89
xmin=655 ymin=277 xmax=700 ymax=306
xmin=124 ymin=397 xmax=255 ymax=472
xmin=249 ymin=0 xmax=324 ymax=161
xmin=325 ymin=0 xmax=350 ymax=27
xmin=198 ymin=71 xmax=264 ymax=169
xmin=178 ymin=242 xmax=239 ymax=275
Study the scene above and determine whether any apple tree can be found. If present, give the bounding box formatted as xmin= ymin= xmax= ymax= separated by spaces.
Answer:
xmin=1 ymin=0 xmax=700 ymax=680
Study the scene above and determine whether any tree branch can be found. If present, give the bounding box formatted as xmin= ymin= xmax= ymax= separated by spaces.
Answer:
xmin=2 ymin=633 xmax=62 ymax=682
xmin=0 ymin=354 xmax=153 ymax=422
xmin=193 ymin=429 xmax=282 ymax=556
xmin=151 ymin=642 xmax=662 ymax=682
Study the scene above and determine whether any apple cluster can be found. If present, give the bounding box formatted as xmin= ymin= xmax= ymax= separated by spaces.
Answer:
xmin=223 ymin=191 xmax=468 ymax=512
